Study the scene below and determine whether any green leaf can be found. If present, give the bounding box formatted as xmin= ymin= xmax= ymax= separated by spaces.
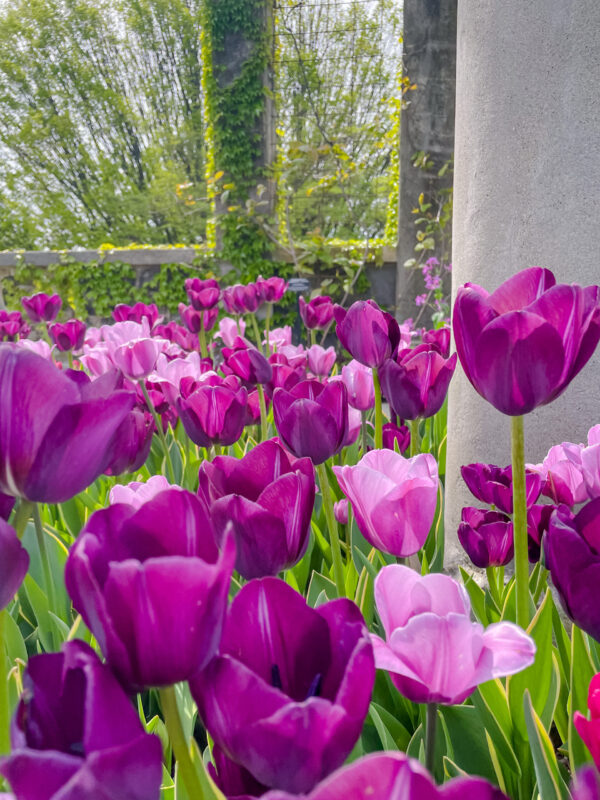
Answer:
xmin=368 ymin=702 xmax=411 ymax=751
xmin=569 ymin=625 xmax=596 ymax=771
xmin=472 ymin=680 xmax=521 ymax=778
xmin=440 ymin=704 xmax=496 ymax=783
xmin=523 ymin=689 xmax=570 ymax=800
xmin=307 ymin=572 xmax=336 ymax=607
xmin=459 ymin=568 xmax=489 ymax=625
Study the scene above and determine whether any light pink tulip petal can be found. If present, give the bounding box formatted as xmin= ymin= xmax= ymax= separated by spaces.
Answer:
xmin=480 ymin=621 xmax=536 ymax=680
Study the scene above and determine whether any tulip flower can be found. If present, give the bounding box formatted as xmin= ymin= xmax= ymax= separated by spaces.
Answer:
xmin=545 ymin=499 xmax=600 ymax=642
xmin=16 ymin=338 xmax=52 ymax=360
xmin=0 ymin=519 xmax=29 ymax=610
xmin=222 ymin=339 xmax=273 ymax=386
xmin=273 ymin=379 xmax=348 ymax=464
xmin=461 ymin=463 xmax=542 ymax=513
xmin=185 ymin=277 xmax=221 ymax=310
xmin=111 ymin=337 xmax=165 ymax=380
xmin=178 ymin=302 xmax=218 ymax=335
xmin=422 ymin=325 xmax=451 ymax=357
xmin=65 ymin=487 xmax=235 ymax=690
xmin=259 ymin=751 xmax=508 ymax=800
xmin=306 ymin=344 xmax=336 ymax=378
xmin=223 ymin=283 xmax=261 ymax=314
xmin=340 ymin=359 xmax=374 ymax=410
xmin=575 ymin=674 xmax=600 ymax=768
xmin=177 ymin=379 xmax=248 ymax=448
xmin=0 ymin=493 xmax=15 ymax=522
xmin=265 ymin=325 xmax=292 ymax=351
xmin=214 ymin=316 xmax=246 ymax=347
xmin=529 ymin=442 xmax=588 ymax=505
xmin=48 ymin=319 xmax=86 ymax=352
xmin=527 ymin=503 xmax=556 ymax=562
xmin=0 ymin=312 xmax=28 ymax=343
xmin=299 ymin=295 xmax=335 ymax=330
xmin=109 ymin=475 xmax=171 ymax=508
xmin=103 ymin=407 xmax=153 ymax=476
xmin=371 ymin=565 xmax=536 ymax=705
xmin=21 ymin=292 xmax=62 ymax=323
xmin=582 ymin=425 xmax=600 ymax=500
xmin=153 ymin=320 xmax=198 ymax=351
xmin=198 ymin=439 xmax=315 ymax=578
xmin=333 ymin=498 xmax=349 ymax=525
xmin=0 ymin=641 xmax=162 ymax=800
xmin=572 ymin=766 xmax=600 ymax=800
xmin=382 ymin=422 xmax=411 ymax=453
xmin=334 ymin=300 xmax=400 ymax=368
xmin=0 ymin=346 xmax=134 ymax=503
xmin=378 ymin=344 xmax=457 ymax=420
xmin=209 ymin=744 xmax=269 ymax=799
xmin=113 ymin=302 xmax=161 ymax=327
xmin=453 ymin=266 xmax=600 ymax=416
xmin=333 ymin=449 xmax=438 ymax=557
xmin=190 ymin=578 xmax=374 ymax=794
xmin=256 ymin=275 xmax=288 ymax=303
xmin=458 ymin=507 xmax=514 ymax=568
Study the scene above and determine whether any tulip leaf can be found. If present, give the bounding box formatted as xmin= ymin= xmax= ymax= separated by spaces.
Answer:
xmin=568 ymin=625 xmax=596 ymax=771
xmin=552 ymin=602 xmax=572 ymax=681
xmin=507 ymin=589 xmax=554 ymax=739
xmin=442 ymin=756 xmax=469 ymax=780
xmin=22 ymin=573 xmax=54 ymax=653
xmin=540 ymin=653 xmax=561 ymax=733
xmin=3 ymin=609 xmax=27 ymax=664
xmin=368 ymin=702 xmax=411 ymax=751
xmin=523 ymin=689 xmax=570 ymax=800
xmin=307 ymin=571 xmax=336 ymax=607
xmin=472 ymin=680 xmax=521 ymax=778
xmin=440 ymin=704 xmax=496 ymax=783
xmin=459 ymin=568 xmax=489 ymax=625
xmin=352 ymin=545 xmax=379 ymax=581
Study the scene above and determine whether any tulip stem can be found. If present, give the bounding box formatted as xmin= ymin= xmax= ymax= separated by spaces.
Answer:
xmin=316 ymin=463 xmax=346 ymax=599
xmin=12 ymin=501 xmax=33 ymax=540
xmin=159 ymin=686 xmax=214 ymax=800
xmin=140 ymin=382 xmax=176 ymax=484
xmin=361 ymin=410 xmax=368 ymax=455
xmin=250 ymin=314 xmax=264 ymax=355
xmin=33 ymin=504 xmax=57 ymax=621
xmin=310 ymin=329 xmax=317 ymax=347
xmin=198 ymin=320 xmax=209 ymax=360
xmin=511 ymin=415 xmax=529 ymax=629
xmin=0 ymin=610 xmax=10 ymax=756
xmin=265 ymin=304 xmax=272 ymax=357
xmin=257 ymin=384 xmax=268 ymax=441
xmin=372 ymin=368 xmax=383 ymax=449
xmin=425 ymin=702 xmax=437 ymax=774
xmin=409 ymin=419 xmax=420 ymax=457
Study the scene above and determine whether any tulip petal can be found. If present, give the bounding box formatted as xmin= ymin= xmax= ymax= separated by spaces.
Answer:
xmin=0 ymin=519 xmax=28 ymax=610
xmin=479 ymin=621 xmax=536 ymax=680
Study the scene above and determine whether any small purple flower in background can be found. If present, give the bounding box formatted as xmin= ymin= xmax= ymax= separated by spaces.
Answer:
xmin=190 ymin=578 xmax=374 ymax=794
xmin=458 ymin=507 xmax=514 ymax=568
xmin=0 ymin=641 xmax=162 ymax=800
xmin=382 ymin=421 xmax=411 ymax=453
xmin=371 ymin=565 xmax=536 ymax=705
xmin=334 ymin=300 xmax=400 ymax=368
xmin=21 ymin=292 xmax=62 ymax=323
xmin=415 ymin=293 xmax=428 ymax=307
xmin=299 ymin=295 xmax=335 ymax=330
xmin=48 ymin=319 xmax=86 ymax=352
xmin=333 ymin=498 xmax=349 ymax=525
xmin=0 ymin=311 xmax=29 ymax=342
xmin=185 ymin=277 xmax=221 ymax=310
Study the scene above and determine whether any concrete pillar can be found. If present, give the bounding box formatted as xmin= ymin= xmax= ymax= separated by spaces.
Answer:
xmin=395 ymin=0 xmax=457 ymax=322
xmin=445 ymin=0 xmax=600 ymax=565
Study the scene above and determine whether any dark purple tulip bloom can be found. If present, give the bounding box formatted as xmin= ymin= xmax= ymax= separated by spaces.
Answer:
xmin=527 ymin=503 xmax=557 ymax=562
xmin=0 ymin=347 xmax=134 ymax=503
xmin=222 ymin=340 xmax=273 ymax=387
xmin=228 ymin=283 xmax=262 ymax=314
xmin=334 ymin=300 xmax=400 ymax=368
xmin=572 ymin=766 xmax=600 ymax=800
xmin=65 ymin=488 xmax=235 ymax=691
xmin=0 ymin=519 xmax=29 ymax=610
xmin=49 ymin=319 xmax=86 ymax=352
xmin=222 ymin=286 xmax=247 ymax=315
xmin=422 ymin=325 xmax=451 ymax=358
xmin=458 ymin=507 xmax=514 ymax=568
xmin=382 ymin=422 xmax=411 ymax=453
xmin=152 ymin=320 xmax=198 ymax=351
xmin=453 ymin=266 xmax=600 ymax=415
xmin=379 ymin=344 xmax=457 ymax=420
xmin=299 ymin=296 xmax=335 ymax=331
xmin=0 ymin=641 xmax=162 ymax=800
xmin=461 ymin=463 xmax=542 ymax=514
xmin=103 ymin=408 xmax=153 ymax=476
xmin=185 ymin=277 xmax=221 ymax=310
xmin=113 ymin=302 xmax=161 ymax=327
xmin=22 ymin=292 xmax=62 ymax=324
xmin=177 ymin=381 xmax=248 ymax=448
xmin=209 ymin=744 xmax=269 ymax=799
xmin=260 ymin=752 xmax=508 ymax=800
xmin=256 ymin=276 xmax=288 ymax=303
xmin=0 ymin=311 xmax=29 ymax=342
xmin=198 ymin=439 xmax=315 ymax=579
xmin=273 ymin=379 xmax=349 ymax=465
xmin=178 ymin=302 xmax=218 ymax=334
xmin=0 ymin=493 xmax=15 ymax=521
xmin=191 ymin=578 xmax=374 ymax=794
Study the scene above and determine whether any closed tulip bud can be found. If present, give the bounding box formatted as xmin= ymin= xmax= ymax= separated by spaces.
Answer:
xmin=0 ymin=311 xmax=29 ymax=342
xmin=334 ymin=300 xmax=400 ymax=368
xmin=333 ymin=498 xmax=349 ymax=525
xmin=307 ymin=344 xmax=336 ymax=378
xmin=48 ymin=319 xmax=86 ymax=352
xmin=103 ymin=407 xmax=153 ymax=476
xmin=527 ymin=503 xmax=557 ymax=562
xmin=529 ymin=443 xmax=588 ymax=505
xmin=461 ymin=463 xmax=542 ymax=513
xmin=221 ymin=339 xmax=273 ymax=386
xmin=341 ymin=359 xmax=374 ymax=410
xmin=299 ymin=295 xmax=335 ymax=330
xmin=185 ymin=277 xmax=221 ymax=310
xmin=21 ymin=292 xmax=62 ymax=323
xmin=214 ymin=316 xmax=246 ymax=347
xmin=382 ymin=422 xmax=411 ymax=453
xmin=422 ymin=325 xmax=451 ymax=357
xmin=111 ymin=337 xmax=165 ymax=380
xmin=177 ymin=382 xmax=248 ymax=447
xmin=458 ymin=507 xmax=514 ymax=568
xmin=113 ymin=302 xmax=161 ymax=327
xmin=256 ymin=275 xmax=288 ymax=303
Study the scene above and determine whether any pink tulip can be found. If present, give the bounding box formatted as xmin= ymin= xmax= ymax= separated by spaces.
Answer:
xmin=109 ymin=475 xmax=172 ymax=508
xmin=265 ymin=326 xmax=292 ymax=351
xmin=15 ymin=339 xmax=53 ymax=360
xmin=333 ymin=450 xmax=438 ymax=556
xmin=371 ymin=565 xmax=536 ymax=705
xmin=528 ymin=442 xmax=588 ymax=505
xmin=111 ymin=338 xmax=165 ymax=380
xmin=341 ymin=359 xmax=374 ymax=410
xmin=582 ymin=425 xmax=600 ymax=500
xmin=100 ymin=319 xmax=151 ymax=346
xmin=150 ymin=351 xmax=207 ymax=404
xmin=214 ymin=317 xmax=246 ymax=347
xmin=307 ymin=344 xmax=336 ymax=378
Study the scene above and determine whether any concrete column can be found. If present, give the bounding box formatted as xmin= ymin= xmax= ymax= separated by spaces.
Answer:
xmin=445 ymin=0 xmax=600 ymax=565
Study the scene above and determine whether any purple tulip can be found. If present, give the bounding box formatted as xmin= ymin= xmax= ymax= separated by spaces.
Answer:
xmin=0 ymin=641 xmax=162 ymax=800
xmin=256 ymin=275 xmax=288 ymax=303
xmin=21 ymin=292 xmax=62 ymax=323
xmin=422 ymin=325 xmax=451 ymax=358
xmin=458 ymin=507 xmax=514 ymax=568
xmin=307 ymin=345 xmax=336 ymax=378
xmin=209 ymin=743 xmax=269 ymax=799
xmin=0 ymin=311 xmax=29 ymax=342
xmin=333 ymin=498 xmax=349 ymax=525
xmin=185 ymin=277 xmax=221 ymax=310
xmin=333 ymin=450 xmax=438 ymax=557
xmin=379 ymin=344 xmax=457 ymax=420
xmin=340 ymin=359 xmax=374 ymax=410
xmin=572 ymin=766 xmax=600 ymax=800
xmin=259 ymin=751 xmax=508 ymax=800
xmin=299 ymin=296 xmax=335 ymax=330
xmin=103 ymin=407 xmax=153 ymax=476
xmin=0 ymin=346 xmax=134 ymax=503
xmin=0 ymin=519 xmax=28 ymax=610
xmin=111 ymin=337 xmax=165 ymax=380
xmin=527 ymin=503 xmax=557 ymax=562
xmin=198 ymin=439 xmax=315 ymax=578
xmin=461 ymin=463 xmax=542 ymax=513
xmin=273 ymin=379 xmax=348 ymax=465
xmin=190 ymin=578 xmax=374 ymax=794
xmin=48 ymin=319 xmax=86 ymax=352
xmin=113 ymin=302 xmax=161 ymax=327
xmin=223 ymin=283 xmax=262 ymax=314
xmin=178 ymin=302 xmax=219 ymax=334
xmin=152 ymin=320 xmax=198 ymax=351
xmin=382 ymin=422 xmax=411 ymax=454
xmin=453 ymin=266 xmax=600 ymax=415
xmin=334 ymin=300 xmax=400 ymax=368
xmin=545 ymin=500 xmax=600 ymax=642
xmin=222 ymin=339 xmax=273 ymax=386
xmin=371 ymin=565 xmax=536 ymax=705
xmin=529 ymin=443 xmax=588 ymax=505
xmin=177 ymin=379 xmax=248 ymax=448
xmin=65 ymin=487 xmax=235 ymax=690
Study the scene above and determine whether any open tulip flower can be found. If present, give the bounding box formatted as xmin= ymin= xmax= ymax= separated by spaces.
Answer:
xmin=371 ymin=565 xmax=536 ymax=705
xmin=0 ymin=641 xmax=162 ymax=800
xmin=333 ymin=449 xmax=438 ymax=557
xmin=113 ymin=301 xmax=161 ymax=327
xmin=307 ymin=344 xmax=336 ymax=378
xmin=334 ymin=300 xmax=400 ymax=368
xmin=0 ymin=346 xmax=134 ymax=503
xmin=458 ymin=507 xmax=514 ymax=568
xmin=453 ymin=266 xmax=600 ymax=416
xmin=48 ymin=319 xmax=86 ymax=352
xmin=191 ymin=578 xmax=374 ymax=794
xmin=260 ymin=751 xmax=508 ymax=800
xmin=221 ymin=338 xmax=273 ymax=386
xmin=529 ymin=442 xmax=589 ymax=506
xmin=65 ymin=487 xmax=235 ymax=691
xmin=198 ymin=439 xmax=315 ymax=578
xmin=21 ymin=292 xmax=62 ymax=324
xmin=461 ymin=463 xmax=542 ymax=513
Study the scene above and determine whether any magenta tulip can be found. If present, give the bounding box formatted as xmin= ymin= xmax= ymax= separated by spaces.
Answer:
xmin=221 ymin=339 xmax=273 ymax=386
xmin=111 ymin=338 xmax=165 ymax=380
xmin=48 ymin=319 xmax=86 ymax=352
xmin=527 ymin=503 xmax=556 ymax=562
xmin=256 ymin=275 xmax=288 ymax=303
xmin=458 ymin=507 xmax=514 ymax=568
xmin=382 ymin=422 xmax=411 ymax=453
xmin=422 ymin=325 xmax=451 ymax=358
xmin=307 ymin=345 xmax=336 ymax=378
xmin=572 ymin=766 xmax=600 ymax=800
xmin=21 ymin=292 xmax=62 ymax=323
xmin=0 ymin=312 xmax=28 ymax=343
xmin=453 ymin=267 xmax=600 ymax=415
xmin=103 ymin=407 xmax=153 ymax=476
xmin=529 ymin=443 xmax=588 ymax=505
xmin=113 ymin=302 xmax=161 ymax=327
xmin=574 ymin=674 xmax=600 ymax=768
xmin=333 ymin=450 xmax=438 ymax=557
xmin=461 ymin=463 xmax=542 ymax=513
xmin=340 ymin=359 xmax=374 ymax=410
xmin=185 ymin=277 xmax=221 ymax=310
xmin=334 ymin=300 xmax=400 ymax=368
xmin=299 ymin=296 xmax=335 ymax=330
xmin=177 ymin=380 xmax=248 ymax=448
